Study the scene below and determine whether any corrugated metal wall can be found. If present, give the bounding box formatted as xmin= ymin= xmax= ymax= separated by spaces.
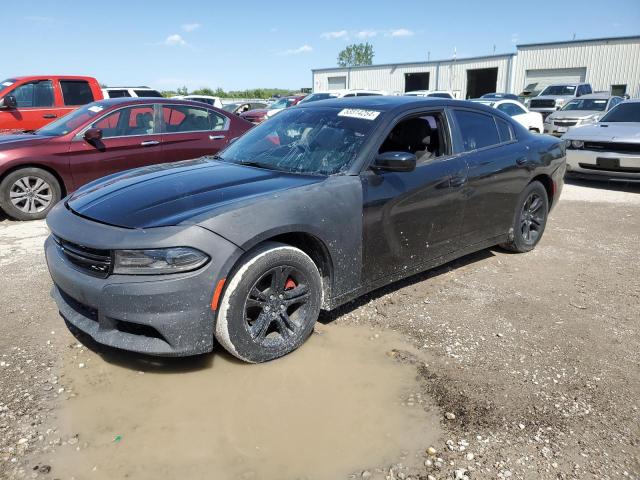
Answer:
xmin=312 ymin=37 xmax=640 ymax=99
xmin=512 ymin=38 xmax=640 ymax=98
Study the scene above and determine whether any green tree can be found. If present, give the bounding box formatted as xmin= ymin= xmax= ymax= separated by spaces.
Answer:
xmin=337 ymin=42 xmax=374 ymax=67
xmin=176 ymin=86 xmax=189 ymax=96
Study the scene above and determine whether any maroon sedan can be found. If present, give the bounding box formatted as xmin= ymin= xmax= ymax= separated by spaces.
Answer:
xmin=239 ymin=95 xmax=306 ymax=124
xmin=0 ymin=98 xmax=252 ymax=220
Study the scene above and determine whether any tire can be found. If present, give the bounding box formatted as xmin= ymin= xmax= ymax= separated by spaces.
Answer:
xmin=0 ymin=167 xmax=61 ymax=221
xmin=215 ymin=242 xmax=322 ymax=363
xmin=500 ymin=180 xmax=549 ymax=253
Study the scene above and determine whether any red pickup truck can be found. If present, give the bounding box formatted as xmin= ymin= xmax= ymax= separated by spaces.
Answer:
xmin=0 ymin=76 xmax=103 ymax=134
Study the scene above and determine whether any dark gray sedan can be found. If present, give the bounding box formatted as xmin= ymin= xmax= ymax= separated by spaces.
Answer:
xmin=45 ymin=97 xmax=566 ymax=362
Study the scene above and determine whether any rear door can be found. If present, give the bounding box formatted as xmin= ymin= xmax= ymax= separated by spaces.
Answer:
xmin=0 ymin=79 xmax=58 ymax=131
xmin=57 ymin=79 xmax=97 ymax=120
xmin=159 ymin=104 xmax=230 ymax=162
xmin=67 ymin=104 xmax=162 ymax=188
xmin=451 ymin=108 xmax=529 ymax=245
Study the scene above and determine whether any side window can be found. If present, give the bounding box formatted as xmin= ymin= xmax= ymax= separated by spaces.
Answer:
xmin=495 ymin=118 xmax=513 ymax=143
xmin=497 ymin=103 xmax=516 ymax=116
xmin=107 ymin=89 xmax=131 ymax=98
xmin=378 ymin=113 xmax=447 ymax=162
xmin=9 ymin=80 xmax=54 ymax=108
xmin=608 ymin=97 xmax=621 ymax=110
xmin=454 ymin=110 xmax=500 ymax=151
xmin=60 ymin=80 xmax=94 ymax=106
xmin=584 ymin=84 xmax=592 ymax=94
xmin=162 ymin=105 xmax=227 ymax=133
xmin=90 ymin=105 xmax=155 ymax=138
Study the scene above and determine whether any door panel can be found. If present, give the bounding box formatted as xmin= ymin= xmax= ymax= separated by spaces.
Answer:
xmin=361 ymin=155 xmax=468 ymax=283
xmin=0 ymin=80 xmax=61 ymax=131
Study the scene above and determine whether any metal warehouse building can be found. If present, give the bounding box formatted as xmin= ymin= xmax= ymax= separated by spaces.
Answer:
xmin=311 ymin=35 xmax=640 ymax=99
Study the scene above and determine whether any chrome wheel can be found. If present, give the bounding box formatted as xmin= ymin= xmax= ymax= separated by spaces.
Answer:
xmin=9 ymin=176 xmax=53 ymax=214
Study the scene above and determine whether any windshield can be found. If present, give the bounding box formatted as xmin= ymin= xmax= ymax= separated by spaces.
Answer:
xmin=217 ymin=106 xmax=381 ymax=175
xmin=0 ymin=78 xmax=17 ymax=96
xmin=298 ymin=93 xmax=339 ymax=104
xmin=561 ymin=98 xmax=608 ymax=111
xmin=540 ymin=85 xmax=576 ymax=96
xmin=269 ymin=97 xmax=295 ymax=110
xmin=222 ymin=103 xmax=240 ymax=112
xmin=36 ymin=102 xmax=107 ymax=136
xmin=600 ymin=102 xmax=640 ymax=123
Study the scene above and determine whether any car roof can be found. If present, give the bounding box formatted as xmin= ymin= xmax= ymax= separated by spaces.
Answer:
xmin=105 ymin=86 xmax=155 ymax=90
xmin=10 ymin=75 xmax=97 ymax=82
xmin=296 ymin=95 xmax=485 ymax=113
xmin=91 ymin=97 xmax=220 ymax=108
xmin=575 ymin=93 xmax=615 ymax=99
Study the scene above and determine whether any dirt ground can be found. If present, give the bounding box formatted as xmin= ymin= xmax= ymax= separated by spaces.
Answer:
xmin=0 ymin=178 xmax=638 ymax=480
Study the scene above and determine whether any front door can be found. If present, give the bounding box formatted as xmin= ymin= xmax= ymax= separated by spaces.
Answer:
xmin=361 ymin=111 xmax=468 ymax=284
xmin=0 ymin=80 xmax=59 ymax=132
xmin=159 ymin=104 xmax=230 ymax=162
xmin=67 ymin=104 xmax=162 ymax=188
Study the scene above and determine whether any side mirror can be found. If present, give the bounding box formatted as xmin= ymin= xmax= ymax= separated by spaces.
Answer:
xmin=372 ymin=152 xmax=417 ymax=172
xmin=83 ymin=128 xmax=103 ymax=142
xmin=0 ymin=95 xmax=17 ymax=109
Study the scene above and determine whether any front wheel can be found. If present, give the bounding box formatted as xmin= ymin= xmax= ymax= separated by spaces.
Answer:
xmin=0 ymin=167 xmax=61 ymax=220
xmin=500 ymin=180 xmax=549 ymax=253
xmin=215 ymin=242 xmax=322 ymax=363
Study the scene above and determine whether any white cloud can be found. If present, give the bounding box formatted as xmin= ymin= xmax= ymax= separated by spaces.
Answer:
xmin=387 ymin=28 xmax=414 ymax=37
xmin=163 ymin=34 xmax=189 ymax=47
xmin=182 ymin=23 xmax=201 ymax=32
xmin=321 ymin=30 xmax=348 ymax=40
xmin=280 ymin=44 xmax=313 ymax=55
xmin=356 ymin=30 xmax=378 ymax=39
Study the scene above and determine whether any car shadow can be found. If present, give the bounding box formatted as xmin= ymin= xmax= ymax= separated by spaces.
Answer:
xmin=565 ymin=176 xmax=640 ymax=193
xmin=64 ymin=247 xmax=498 ymax=372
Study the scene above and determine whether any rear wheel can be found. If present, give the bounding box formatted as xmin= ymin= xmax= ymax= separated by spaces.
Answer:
xmin=0 ymin=167 xmax=61 ymax=220
xmin=500 ymin=181 xmax=549 ymax=253
xmin=215 ymin=242 xmax=322 ymax=363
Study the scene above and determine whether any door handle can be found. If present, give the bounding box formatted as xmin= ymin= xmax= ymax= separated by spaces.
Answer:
xmin=209 ymin=135 xmax=226 ymax=140
xmin=42 ymin=114 xmax=57 ymax=119
xmin=140 ymin=140 xmax=160 ymax=146
xmin=449 ymin=176 xmax=466 ymax=188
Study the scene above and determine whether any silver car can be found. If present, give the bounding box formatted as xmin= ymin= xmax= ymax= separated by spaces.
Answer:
xmin=563 ymin=100 xmax=640 ymax=181
xmin=544 ymin=93 xmax=624 ymax=136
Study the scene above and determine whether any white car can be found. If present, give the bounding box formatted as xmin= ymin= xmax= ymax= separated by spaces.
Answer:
xmin=404 ymin=90 xmax=456 ymax=99
xmin=470 ymin=98 xmax=544 ymax=133
xmin=298 ymin=89 xmax=388 ymax=104
xmin=171 ymin=95 xmax=223 ymax=109
xmin=102 ymin=87 xmax=163 ymax=98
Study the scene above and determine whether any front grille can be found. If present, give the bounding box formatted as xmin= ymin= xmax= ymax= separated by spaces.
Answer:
xmin=553 ymin=120 xmax=578 ymax=127
xmin=583 ymin=142 xmax=640 ymax=155
xmin=530 ymin=99 xmax=556 ymax=109
xmin=54 ymin=236 xmax=112 ymax=278
xmin=579 ymin=163 xmax=640 ymax=173
xmin=58 ymin=288 xmax=98 ymax=322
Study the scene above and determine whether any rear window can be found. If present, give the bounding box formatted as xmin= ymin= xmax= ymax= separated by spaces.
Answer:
xmin=134 ymin=89 xmax=163 ymax=98
xmin=600 ymin=102 xmax=640 ymax=123
xmin=454 ymin=110 xmax=501 ymax=151
xmin=61 ymin=80 xmax=95 ymax=106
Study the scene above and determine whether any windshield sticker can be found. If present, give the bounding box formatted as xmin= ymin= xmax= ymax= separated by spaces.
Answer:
xmin=88 ymin=105 xmax=104 ymax=113
xmin=1 ymin=81 xmax=13 ymax=87
xmin=338 ymin=108 xmax=381 ymax=121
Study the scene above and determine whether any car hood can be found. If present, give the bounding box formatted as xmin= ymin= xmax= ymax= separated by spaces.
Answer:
xmin=0 ymin=133 xmax=54 ymax=149
xmin=563 ymin=123 xmax=640 ymax=142
xmin=534 ymin=95 xmax=574 ymax=101
xmin=549 ymin=110 xmax=602 ymax=120
xmin=66 ymin=158 xmax=325 ymax=229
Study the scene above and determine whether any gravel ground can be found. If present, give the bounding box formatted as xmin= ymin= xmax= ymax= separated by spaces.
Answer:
xmin=1 ymin=179 xmax=639 ymax=479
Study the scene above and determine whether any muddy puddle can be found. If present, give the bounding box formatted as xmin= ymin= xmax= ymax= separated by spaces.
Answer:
xmin=42 ymin=325 xmax=441 ymax=479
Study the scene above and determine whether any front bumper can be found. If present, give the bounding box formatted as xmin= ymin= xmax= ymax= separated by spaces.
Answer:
xmin=45 ymin=203 xmax=243 ymax=356
xmin=566 ymin=149 xmax=640 ymax=181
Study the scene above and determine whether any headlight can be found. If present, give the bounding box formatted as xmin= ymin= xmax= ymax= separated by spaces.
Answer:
xmin=570 ymin=140 xmax=584 ymax=149
xmin=113 ymin=247 xmax=209 ymax=275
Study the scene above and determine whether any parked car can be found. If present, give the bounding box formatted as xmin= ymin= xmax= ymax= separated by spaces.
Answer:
xmin=298 ymin=89 xmax=388 ymax=104
xmin=404 ymin=90 xmax=455 ymax=99
xmin=0 ymin=76 xmax=103 ymax=134
xmin=0 ymin=98 xmax=252 ymax=220
xmin=562 ymin=100 xmax=640 ymax=181
xmin=528 ymin=83 xmax=593 ymax=118
xmin=481 ymin=93 xmax=519 ymax=100
xmin=470 ymin=98 xmax=544 ymax=133
xmin=44 ymin=96 xmax=565 ymax=362
xmin=543 ymin=93 xmax=624 ymax=136
xmin=518 ymin=82 xmax=542 ymax=106
xmin=171 ymin=95 xmax=223 ymax=108
xmin=102 ymin=87 xmax=163 ymax=99
xmin=221 ymin=102 xmax=268 ymax=115
xmin=240 ymin=95 xmax=306 ymax=124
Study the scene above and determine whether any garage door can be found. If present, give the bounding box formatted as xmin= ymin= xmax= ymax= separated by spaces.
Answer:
xmin=524 ymin=68 xmax=586 ymax=93
xmin=328 ymin=76 xmax=347 ymax=91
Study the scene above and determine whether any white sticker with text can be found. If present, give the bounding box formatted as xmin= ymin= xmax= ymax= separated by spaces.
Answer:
xmin=337 ymin=108 xmax=381 ymax=121
xmin=88 ymin=105 xmax=104 ymax=113
xmin=2 ymin=81 xmax=13 ymax=87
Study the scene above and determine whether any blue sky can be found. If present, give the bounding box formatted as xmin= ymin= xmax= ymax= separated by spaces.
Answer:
xmin=4 ymin=0 xmax=639 ymax=91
